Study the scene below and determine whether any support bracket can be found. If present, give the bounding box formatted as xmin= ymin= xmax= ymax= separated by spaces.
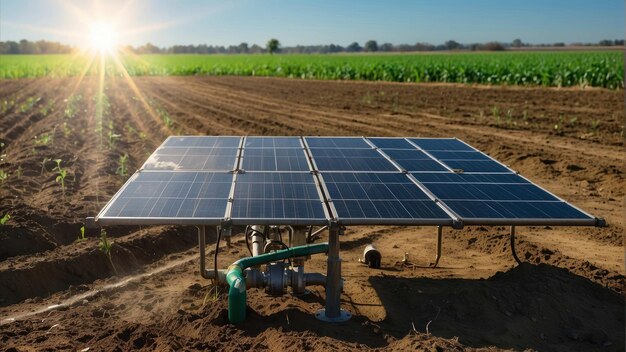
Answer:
xmin=429 ymin=226 xmax=443 ymax=268
xmin=510 ymin=225 xmax=523 ymax=265
xmin=316 ymin=221 xmax=351 ymax=322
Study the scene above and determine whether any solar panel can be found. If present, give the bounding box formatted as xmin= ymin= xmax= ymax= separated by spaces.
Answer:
xmin=96 ymin=136 xmax=602 ymax=228
xmin=305 ymin=137 xmax=371 ymax=149
xmin=230 ymin=172 xmax=328 ymax=224
xmin=97 ymin=171 xmax=232 ymax=225
xmin=305 ymin=138 xmax=398 ymax=172
xmin=320 ymin=172 xmax=454 ymax=225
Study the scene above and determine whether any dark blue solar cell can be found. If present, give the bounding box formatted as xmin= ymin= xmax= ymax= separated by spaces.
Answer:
xmin=231 ymin=199 xmax=325 ymax=219
xmin=305 ymin=137 xmax=370 ymax=149
xmin=442 ymin=160 xmax=511 ymax=173
xmin=443 ymin=201 xmax=590 ymax=219
xmin=368 ymin=138 xmax=415 ymax=149
xmin=144 ymin=148 xmax=238 ymax=171
xmin=411 ymin=173 xmax=529 ymax=184
xmin=428 ymin=151 xmax=491 ymax=160
xmin=380 ymin=149 xmax=448 ymax=172
xmin=353 ymin=173 xmax=410 ymax=183
xmin=409 ymin=138 xmax=474 ymax=151
xmin=323 ymin=172 xmax=431 ymax=201
xmin=313 ymin=157 xmax=398 ymax=172
xmin=164 ymin=136 xmax=241 ymax=148
xmin=393 ymin=159 xmax=449 ymax=172
xmin=245 ymin=137 xmax=302 ymax=148
xmin=332 ymin=200 xmax=449 ymax=219
xmin=383 ymin=149 xmax=432 ymax=160
xmin=424 ymin=183 xmax=557 ymax=201
xmin=236 ymin=172 xmax=314 ymax=184
xmin=310 ymin=148 xmax=378 ymax=158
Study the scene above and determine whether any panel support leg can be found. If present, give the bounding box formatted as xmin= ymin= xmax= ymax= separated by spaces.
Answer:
xmin=430 ymin=226 xmax=443 ymax=268
xmin=316 ymin=224 xmax=351 ymax=322
xmin=510 ymin=226 xmax=523 ymax=265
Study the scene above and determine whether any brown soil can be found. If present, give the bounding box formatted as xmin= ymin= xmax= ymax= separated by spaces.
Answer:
xmin=0 ymin=76 xmax=624 ymax=351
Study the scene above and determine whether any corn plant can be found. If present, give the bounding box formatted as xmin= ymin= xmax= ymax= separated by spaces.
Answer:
xmin=64 ymin=94 xmax=82 ymax=118
xmin=491 ymin=105 xmax=501 ymax=124
xmin=34 ymin=133 xmax=52 ymax=146
xmin=0 ymin=213 xmax=9 ymax=225
xmin=116 ymin=154 xmax=129 ymax=177
xmin=156 ymin=106 xmax=173 ymax=128
xmin=19 ymin=96 xmax=40 ymax=113
xmin=0 ymin=170 xmax=8 ymax=184
xmin=590 ymin=119 xmax=601 ymax=132
xmin=98 ymin=229 xmax=117 ymax=275
xmin=53 ymin=159 xmax=68 ymax=193
xmin=107 ymin=121 xmax=121 ymax=149
xmin=77 ymin=226 xmax=86 ymax=241
xmin=39 ymin=100 xmax=54 ymax=116
xmin=1 ymin=99 xmax=15 ymax=114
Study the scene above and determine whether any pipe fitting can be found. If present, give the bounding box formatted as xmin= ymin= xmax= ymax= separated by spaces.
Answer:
xmin=225 ymin=243 xmax=329 ymax=324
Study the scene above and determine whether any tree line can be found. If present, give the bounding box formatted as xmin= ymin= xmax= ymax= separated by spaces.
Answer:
xmin=1 ymin=38 xmax=623 ymax=55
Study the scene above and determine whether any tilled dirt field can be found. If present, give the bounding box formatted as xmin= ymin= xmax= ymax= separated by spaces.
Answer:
xmin=0 ymin=76 xmax=624 ymax=351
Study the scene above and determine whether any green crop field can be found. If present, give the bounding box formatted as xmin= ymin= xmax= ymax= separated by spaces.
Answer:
xmin=0 ymin=51 xmax=623 ymax=89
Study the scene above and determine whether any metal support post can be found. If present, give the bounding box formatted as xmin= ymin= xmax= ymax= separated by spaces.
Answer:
xmin=430 ymin=226 xmax=443 ymax=268
xmin=510 ymin=226 xmax=523 ymax=265
xmin=316 ymin=223 xmax=351 ymax=322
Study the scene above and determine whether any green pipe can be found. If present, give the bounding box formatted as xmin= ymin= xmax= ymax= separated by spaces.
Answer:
xmin=226 ymin=242 xmax=329 ymax=324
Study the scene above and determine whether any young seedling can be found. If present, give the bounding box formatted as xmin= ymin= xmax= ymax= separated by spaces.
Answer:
xmin=62 ymin=122 xmax=72 ymax=138
xmin=107 ymin=121 xmax=121 ymax=150
xmin=98 ymin=229 xmax=117 ymax=275
xmin=64 ymin=94 xmax=82 ymax=118
xmin=491 ymin=105 xmax=500 ymax=124
xmin=19 ymin=97 xmax=40 ymax=113
xmin=0 ymin=170 xmax=8 ymax=184
xmin=0 ymin=213 xmax=9 ymax=225
xmin=116 ymin=154 xmax=129 ymax=178
xmin=39 ymin=100 xmax=54 ymax=116
xmin=53 ymin=159 xmax=68 ymax=194
xmin=34 ymin=133 xmax=52 ymax=146
xmin=77 ymin=226 xmax=86 ymax=241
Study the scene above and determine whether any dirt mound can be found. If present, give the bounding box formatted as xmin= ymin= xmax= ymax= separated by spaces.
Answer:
xmin=370 ymin=263 xmax=623 ymax=351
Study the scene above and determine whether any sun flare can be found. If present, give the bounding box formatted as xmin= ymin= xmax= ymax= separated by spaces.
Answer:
xmin=88 ymin=21 xmax=118 ymax=53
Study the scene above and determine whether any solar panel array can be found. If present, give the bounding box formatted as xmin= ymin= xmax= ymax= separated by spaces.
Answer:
xmin=97 ymin=136 xmax=600 ymax=227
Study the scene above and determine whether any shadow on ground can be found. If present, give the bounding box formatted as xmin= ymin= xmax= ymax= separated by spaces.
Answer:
xmin=369 ymin=263 xmax=624 ymax=352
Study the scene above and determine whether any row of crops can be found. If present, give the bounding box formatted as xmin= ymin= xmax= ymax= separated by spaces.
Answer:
xmin=0 ymin=51 xmax=623 ymax=89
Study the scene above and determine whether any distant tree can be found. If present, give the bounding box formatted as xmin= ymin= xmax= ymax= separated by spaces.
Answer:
xmin=598 ymin=39 xmax=613 ymax=46
xmin=346 ymin=42 xmax=362 ymax=52
xmin=328 ymin=44 xmax=343 ymax=53
xmin=553 ymin=42 xmax=565 ymax=47
xmin=379 ymin=42 xmax=393 ymax=52
xmin=414 ymin=42 xmax=434 ymax=51
xmin=511 ymin=38 xmax=523 ymax=48
xmin=136 ymin=42 xmax=162 ymax=54
xmin=364 ymin=40 xmax=378 ymax=52
xmin=266 ymin=38 xmax=280 ymax=54
xmin=445 ymin=40 xmax=461 ymax=50
xmin=238 ymin=42 xmax=249 ymax=54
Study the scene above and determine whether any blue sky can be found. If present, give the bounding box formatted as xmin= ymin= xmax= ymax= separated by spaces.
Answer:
xmin=1 ymin=0 xmax=624 ymax=47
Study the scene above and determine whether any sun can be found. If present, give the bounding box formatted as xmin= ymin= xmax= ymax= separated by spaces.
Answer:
xmin=88 ymin=21 xmax=118 ymax=53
